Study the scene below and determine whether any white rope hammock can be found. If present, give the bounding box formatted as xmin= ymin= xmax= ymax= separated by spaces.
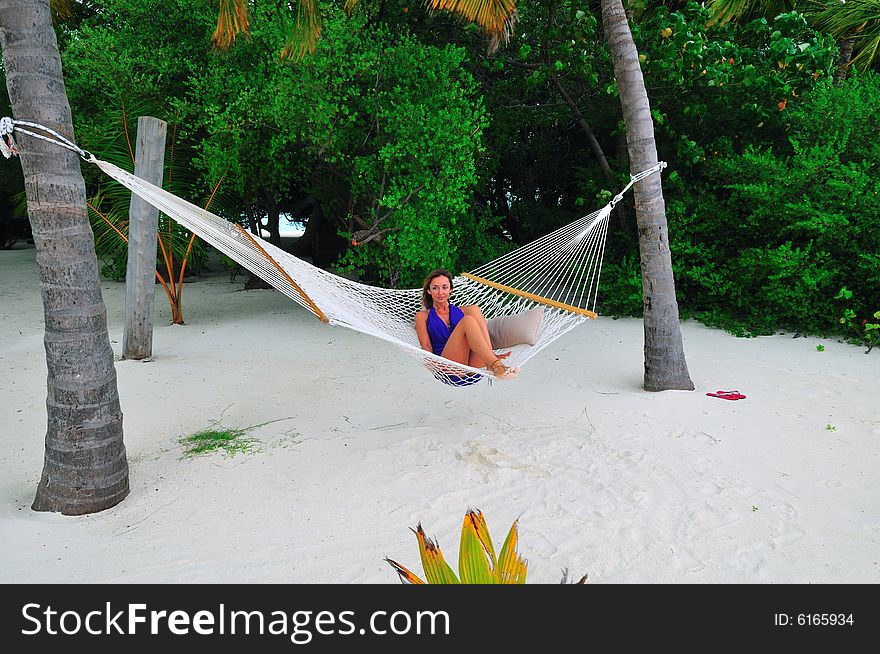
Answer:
xmin=2 ymin=117 xmax=665 ymax=386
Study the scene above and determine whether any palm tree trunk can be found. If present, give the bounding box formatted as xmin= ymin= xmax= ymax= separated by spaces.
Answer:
xmin=600 ymin=0 xmax=694 ymax=391
xmin=0 ymin=0 xmax=129 ymax=514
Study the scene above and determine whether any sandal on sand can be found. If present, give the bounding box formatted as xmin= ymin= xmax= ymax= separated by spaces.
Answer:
xmin=489 ymin=359 xmax=519 ymax=380
xmin=706 ymin=389 xmax=746 ymax=400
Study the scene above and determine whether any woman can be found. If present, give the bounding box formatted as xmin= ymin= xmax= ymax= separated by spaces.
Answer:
xmin=415 ymin=269 xmax=518 ymax=380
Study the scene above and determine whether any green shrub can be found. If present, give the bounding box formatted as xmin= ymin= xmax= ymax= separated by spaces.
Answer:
xmin=662 ymin=73 xmax=880 ymax=336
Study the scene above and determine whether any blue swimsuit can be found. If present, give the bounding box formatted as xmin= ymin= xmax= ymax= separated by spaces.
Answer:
xmin=425 ymin=304 xmax=481 ymax=386
xmin=426 ymin=304 xmax=465 ymax=356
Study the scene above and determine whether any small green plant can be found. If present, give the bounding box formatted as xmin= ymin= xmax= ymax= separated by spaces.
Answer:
xmin=815 ymin=344 xmax=825 ymax=352
xmin=178 ymin=416 xmax=298 ymax=458
xmin=385 ymin=509 xmax=531 ymax=584
xmin=835 ymin=287 xmax=880 ymax=354
xmin=179 ymin=425 xmax=261 ymax=458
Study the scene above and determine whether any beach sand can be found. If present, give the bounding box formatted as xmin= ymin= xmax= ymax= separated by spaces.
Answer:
xmin=1 ymin=245 xmax=877 ymax=583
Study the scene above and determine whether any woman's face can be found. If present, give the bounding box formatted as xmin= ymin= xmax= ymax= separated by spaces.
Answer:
xmin=427 ymin=275 xmax=451 ymax=306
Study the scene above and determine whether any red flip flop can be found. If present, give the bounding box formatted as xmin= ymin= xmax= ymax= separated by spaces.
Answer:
xmin=706 ymin=390 xmax=746 ymax=400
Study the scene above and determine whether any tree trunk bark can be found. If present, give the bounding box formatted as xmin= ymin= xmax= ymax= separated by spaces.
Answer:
xmin=835 ymin=38 xmax=854 ymax=83
xmin=615 ymin=131 xmax=632 ymax=231
xmin=262 ymin=187 xmax=281 ymax=247
xmin=291 ymin=200 xmax=322 ymax=257
xmin=0 ymin=0 xmax=129 ymax=513
xmin=600 ymin=0 xmax=694 ymax=391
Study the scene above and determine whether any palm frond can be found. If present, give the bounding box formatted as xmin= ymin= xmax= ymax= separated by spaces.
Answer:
xmin=387 ymin=510 xmax=528 ymax=584
xmin=212 ymin=0 xmax=251 ymax=50
xmin=414 ymin=524 xmax=461 ymax=584
xmin=458 ymin=510 xmax=495 ymax=583
xmin=808 ymin=0 xmax=880 ymax=71
xmin=384 ymin=558 xmax=427 ymax=584
xmin=86 ymin=191 xmax=130 ymax=280
xmin=705 ymin=0 xmax=750 ymax=26
xmin=706 ymin=0 xmax=795 ymax=27
xmin=428 ymin=0 xmax=518 ymax=52
xmin=50 ymin=0 xmax=72 ymax=20
xmin=495 ymin=518 xmax=528 ymax=584
xmin=280 ymin=0 xmax=322 ymax=62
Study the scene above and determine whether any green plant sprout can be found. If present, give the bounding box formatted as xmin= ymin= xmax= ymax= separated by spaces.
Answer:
xmin=178 ymin=416 xmax=297 ymax=458
xmin=835 ymin=287 xmax=880 ymax=354
xmin=386 ymin=509 xmax=586 ymax=585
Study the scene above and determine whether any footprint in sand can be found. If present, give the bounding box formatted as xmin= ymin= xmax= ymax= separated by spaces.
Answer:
xmin=455 ymin=442 xmax=550 ymax=478
xmin=614 ymin=449 xmax=646 ymax=465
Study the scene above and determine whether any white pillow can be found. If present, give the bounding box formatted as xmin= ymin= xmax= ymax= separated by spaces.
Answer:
xmin=487 ymin=307 xmax=544 ymax=348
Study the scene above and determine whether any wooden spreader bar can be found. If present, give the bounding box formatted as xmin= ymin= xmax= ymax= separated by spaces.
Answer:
xmin=235 ymin=225 xmax=329 ymax=323
xmin=461 ymin=272 xmax=598 ymax=319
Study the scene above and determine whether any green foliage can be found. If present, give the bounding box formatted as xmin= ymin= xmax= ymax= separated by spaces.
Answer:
xmin=664 ymin=73 xmax=880 ymax=336
xmin=462 ymin=2 xmax=618 ymax=247
xmin=634 ymin=3 xmax=837 ymax=163
xmin=809 ymin=0 xmax=880 ymax=73
xmin=598 ymin=3 xmax=846 ymax=335
xmin=45 ymin=0 xmax=880 ymax=344
xmin=61 ymin=1 xmax=231 ymax=289
xmin=184 ymin=4 xmax=502 ymax=286
xmin=56 ymin=1 xmax=502 ymax=288
xmin=835 ymin=287 xmax=880 ymax=353
xmin=597 ymin=256 xmax=643 ymax=317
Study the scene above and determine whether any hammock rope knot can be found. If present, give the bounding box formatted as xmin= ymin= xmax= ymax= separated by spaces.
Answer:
xmin=0 ymin=116 xmax=92 ymax=161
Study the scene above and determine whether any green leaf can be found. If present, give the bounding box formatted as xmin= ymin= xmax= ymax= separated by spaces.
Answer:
xmin=458 ymin=514 xmax=494 ymax=584
xmin=415 ymin=525 xmax=460 ymax=584
xmin=496 ymin=518 xmax=528 ymax=584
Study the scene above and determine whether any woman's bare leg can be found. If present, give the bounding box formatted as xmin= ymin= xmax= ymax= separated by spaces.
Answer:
xmin=461 ymin=305 xmax=491 ymax=351
xmin=441 ymin=315 xmax=497 ymax=369
xmin=460 ymin=305 xmax=510 ymax=367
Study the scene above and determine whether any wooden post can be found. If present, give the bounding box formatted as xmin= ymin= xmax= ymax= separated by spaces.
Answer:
xmin=122 ymin=116 xmax=167 ymax=359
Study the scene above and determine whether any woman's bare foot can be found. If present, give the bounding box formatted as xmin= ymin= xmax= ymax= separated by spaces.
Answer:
xmin=489 ymin=359 xmax=519 ymax=380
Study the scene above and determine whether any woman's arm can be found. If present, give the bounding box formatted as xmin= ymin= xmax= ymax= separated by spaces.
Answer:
xmin=415 ymin=311 xmax=433 ymax=352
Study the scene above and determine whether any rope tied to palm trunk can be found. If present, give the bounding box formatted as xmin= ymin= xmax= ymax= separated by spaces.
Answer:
xmin=0 ymin=116 xmax=93 ymax=160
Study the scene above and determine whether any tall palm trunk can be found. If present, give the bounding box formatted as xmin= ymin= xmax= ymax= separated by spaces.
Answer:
xmin=600 ymin=0 xmax=694 ymax=391
xmin=0 ymin=0 xmax=129 ymax=514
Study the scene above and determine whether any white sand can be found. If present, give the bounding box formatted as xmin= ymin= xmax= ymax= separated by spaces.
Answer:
xmin=1 ymin=245 xmax=877 ymax=584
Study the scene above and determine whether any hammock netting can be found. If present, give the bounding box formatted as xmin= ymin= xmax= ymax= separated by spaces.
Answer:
xmin=1 ymin=117 xmax=664 ymax=386
xmin=94 ymin=160 xmax=609 ymax=385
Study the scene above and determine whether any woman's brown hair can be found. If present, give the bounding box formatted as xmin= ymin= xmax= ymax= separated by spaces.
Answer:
xmin=421 ymin=269 xmax=453 ymax=309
